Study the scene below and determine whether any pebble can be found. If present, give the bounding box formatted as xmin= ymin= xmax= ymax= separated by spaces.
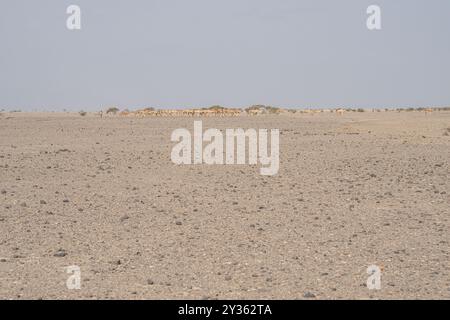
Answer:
xmin=54 ymin=249 xmax=67 ymax=257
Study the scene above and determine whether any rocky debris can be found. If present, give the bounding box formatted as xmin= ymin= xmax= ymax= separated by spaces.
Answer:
xmin=56 ymin=148 xmax=71 ymax=153
xmin=53 ymin=249 xmax=67 ymax=257
xmin=303 ymin=292 xmax=316 ymax=299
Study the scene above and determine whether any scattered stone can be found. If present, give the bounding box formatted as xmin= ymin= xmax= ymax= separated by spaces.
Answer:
xmin=40 ymin=200 xmax=47 ymax=205
xmin=175 ymin=221 xmax=182 ymax=226
xmin=20 ymin=202 xmax=27 ymax=207
xmin=147 ymin=279 xmax=154 ymax=285
xmin=303 ymin=292 xmax=316 ymax=298
xmin=120 ymin=215 xmax=130 ymax=222
xmin=225 ymin=276 xmax=232 ymax=281
xmin=54 ymin=249 xmax=67 ymax=257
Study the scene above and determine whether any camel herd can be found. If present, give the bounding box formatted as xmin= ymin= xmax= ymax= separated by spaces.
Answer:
xmin=120 ymin=108 xmax=242 ymax=117
xmin=104 ymin=107 xmax=439 ymax=118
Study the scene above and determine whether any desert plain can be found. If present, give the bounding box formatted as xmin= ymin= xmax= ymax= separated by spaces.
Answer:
xmin=0 ymin=110 xmax=449 ymax=299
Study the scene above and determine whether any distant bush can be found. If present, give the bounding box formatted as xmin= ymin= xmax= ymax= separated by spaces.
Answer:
xmin=106 ymin=107 xmax=120 ymax=114
xmin=206 ymin=105 xmax=225 ymax=111
xmin=79 ymin=111 xmax=87 ymax=116
xmin=357 ymin=108 xmax=365 ymax=112
xmin=245 ymin=105 xmax=266 ymax=112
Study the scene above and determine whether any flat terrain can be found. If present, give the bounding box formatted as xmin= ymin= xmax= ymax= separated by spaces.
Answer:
xmin=0 ymin=111 xmax=449 ymax=299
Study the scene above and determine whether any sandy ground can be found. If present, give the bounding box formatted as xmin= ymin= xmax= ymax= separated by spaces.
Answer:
xmin=0 ymin=111 xmax=449 ymax=300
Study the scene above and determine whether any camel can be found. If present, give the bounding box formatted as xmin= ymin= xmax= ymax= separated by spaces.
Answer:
xmin=247 ymin=109 xmax=261 ymax=116
xmin=424 ymin=108 xmax=433 ymax=115
xmin=336 ymin=109 xmax=345 ymax=116
xmin=223 ymin=109 xmax=241 ymax=117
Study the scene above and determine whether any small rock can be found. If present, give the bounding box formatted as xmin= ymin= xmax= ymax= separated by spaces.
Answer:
xmin=20 ymin=202 xmax=27 ymax=207
xmin=147 ymin=279 xmax=154 ymax=285
xmin=54 ymin=249 xmax=67 ymax=257
xmin=175 ymin=221 xmax=182 ymax=226
xmin=225 ymin=276 xmax=232 ymax=281
xmin=40 ymin=200 xmax=47 ymax=205
xmin=303 ymin=292 xmax=316 ymax=298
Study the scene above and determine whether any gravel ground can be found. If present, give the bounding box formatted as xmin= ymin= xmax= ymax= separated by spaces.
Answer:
xmin=0 ymin=111 xmax=449 ymax=299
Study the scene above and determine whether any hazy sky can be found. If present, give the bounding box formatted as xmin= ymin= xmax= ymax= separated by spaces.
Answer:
xmin=1 ymin=0 xmax=449 ymax=111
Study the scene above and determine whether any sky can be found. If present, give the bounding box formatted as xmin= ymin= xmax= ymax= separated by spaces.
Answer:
xmin=0 ymin=0 xmax=449 ymax=111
